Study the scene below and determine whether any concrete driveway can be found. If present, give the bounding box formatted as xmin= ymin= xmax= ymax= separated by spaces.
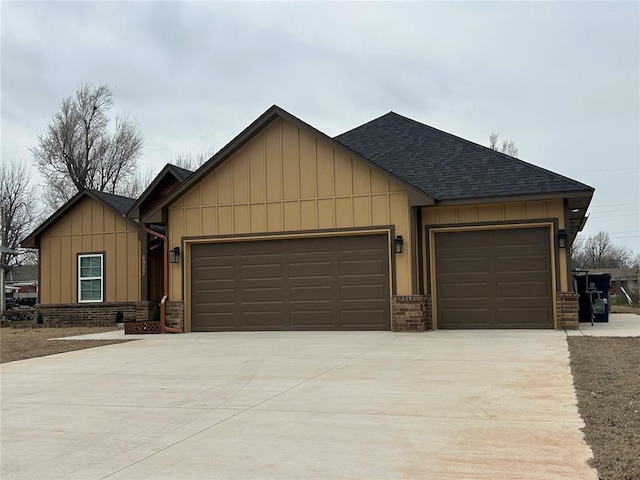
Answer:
xmin=1 ymin=330 xmax=596 ymax=479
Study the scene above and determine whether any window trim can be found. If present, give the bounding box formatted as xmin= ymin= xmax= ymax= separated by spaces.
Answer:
xmin=77 ymin=253 xmax=104 ymax=303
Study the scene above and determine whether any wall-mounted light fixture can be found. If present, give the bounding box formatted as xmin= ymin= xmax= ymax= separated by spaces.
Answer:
xmin=394 ymin=235 xmax=404 ymax=254
xmin=169 ymin=246 xmax=181 ymax=263
xmin=557 ymin=229 xmax=568 ymax=249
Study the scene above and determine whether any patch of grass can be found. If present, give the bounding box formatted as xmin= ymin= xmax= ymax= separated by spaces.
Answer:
xmin=568 ymin=337 xmax=640 ymax=480
xmin=0 ymin=327 xmax=134 ymax=364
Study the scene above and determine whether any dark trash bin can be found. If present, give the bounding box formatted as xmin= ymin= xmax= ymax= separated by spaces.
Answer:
xmin=573 ymin=271 xmax=611 ymax=322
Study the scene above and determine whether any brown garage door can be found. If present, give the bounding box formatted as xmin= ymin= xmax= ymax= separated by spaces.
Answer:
xmin=191 ymin=234 xmax=390 ymax=331
xmin=434 ymin=227 xmax=553 ymax=329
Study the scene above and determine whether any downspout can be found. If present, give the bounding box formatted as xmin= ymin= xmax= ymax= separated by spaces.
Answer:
xmin=139 ymin=223 xmax=182 ymax=333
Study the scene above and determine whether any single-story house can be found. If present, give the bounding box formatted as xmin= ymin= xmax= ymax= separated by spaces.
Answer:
xmin=22 ymin=106 xmax=594 ymax=331
xmin=586 ymin=267 xmax=639 ymax=303
xmin=4 ymin=264 xmax=39 ymax=306
xmin=1 ymin=244 xmax=19 ymax=311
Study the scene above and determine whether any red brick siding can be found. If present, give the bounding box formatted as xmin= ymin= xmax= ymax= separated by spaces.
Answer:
xmin=38 ymin=302 xmax=155 ymax=327
xmin=556 ymin=293 xmax=579 ymax=329
xmin=165 ymin=301 xmax=184 ymax=331
xmin=392 ymin=295 xmax=430 ymax=332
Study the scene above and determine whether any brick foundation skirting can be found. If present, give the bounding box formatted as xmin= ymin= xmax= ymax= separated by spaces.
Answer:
xmin=165 ymin=301 xmax=185 ymax=331
xmin=37 ymin=301 xmax=156 ymax=327
xmin=556 ymin=293 xmax=579 ymax=330
xmin=392 ymin=295 xmax=431 ymax=332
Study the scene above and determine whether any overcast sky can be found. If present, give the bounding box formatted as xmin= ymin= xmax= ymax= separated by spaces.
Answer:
xmin=2 ymin=1 xmax=638 ymax=252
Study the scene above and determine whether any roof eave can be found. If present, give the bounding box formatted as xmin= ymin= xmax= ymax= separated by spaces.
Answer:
xmin=433 ymin=188 xmax=594 ymax=207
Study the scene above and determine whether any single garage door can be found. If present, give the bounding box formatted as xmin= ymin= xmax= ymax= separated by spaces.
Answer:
xmin=191 ymin=234 xmax=390 ymax=331
xmin=434 ymin=227 xmax=553 ymax=329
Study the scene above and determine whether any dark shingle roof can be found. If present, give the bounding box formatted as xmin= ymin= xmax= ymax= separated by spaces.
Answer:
xmin=6 ymin=265 xmax=38 ymax=283
xmin=89 ymin=190 xmax=136 ymax=214
xmin=335 ymin=112 xmax=593 ymax=201
xmin=169 ymin=164 xmax=193 ymax=181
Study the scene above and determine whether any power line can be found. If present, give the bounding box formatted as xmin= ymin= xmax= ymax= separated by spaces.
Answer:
xmin=609 ymin=235 xmax=640 ymax=239
xmin=561 ymin=167 xmax=639 ymax=173
xmin=588 ymin=213 xmax=640 ymax=219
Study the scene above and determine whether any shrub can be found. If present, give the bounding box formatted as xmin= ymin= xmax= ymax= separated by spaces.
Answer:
xmin=36 ymin=312 xmax=44 ymax=325
xmin=3 ymin=309 xmax=35 ymax=322
xmin=151 ymin=304 xmax=161 ymax=322
xmin=115 ymin=311 xmax=124 ymax=323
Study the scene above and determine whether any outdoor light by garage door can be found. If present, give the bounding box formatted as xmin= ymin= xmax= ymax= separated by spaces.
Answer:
xmin=394 ymin=235 xmax=404 ymax=254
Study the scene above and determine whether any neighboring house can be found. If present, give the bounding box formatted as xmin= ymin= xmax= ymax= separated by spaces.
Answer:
xmin=4 ymin=264 xmax=39 ymax=305
xmin=587 ymin=267 xmax=639 ymax=303
xmin=23 ymin=106 xmax=594 ymax=331
xmin=1 ymin=244 xmax=18 ymax=312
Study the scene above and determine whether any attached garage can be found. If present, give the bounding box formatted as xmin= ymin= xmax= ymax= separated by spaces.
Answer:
xmin=190 ymin=233 xmax=391 ymax=331
xmin=433 ymin=226 xmax=554 ymax=329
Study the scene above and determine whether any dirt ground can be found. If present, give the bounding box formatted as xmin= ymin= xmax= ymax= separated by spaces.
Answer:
xmin=568 ymin=337 xmax=640 ymax=480
xmin=609 ymin=304 xmax=640 ymax=315
xmin=0 ymin=327 xmax=133 ymax=363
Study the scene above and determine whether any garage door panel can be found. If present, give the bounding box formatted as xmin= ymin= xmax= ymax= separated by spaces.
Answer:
xmin=191 ymin=234 xmax=390 ymax=331
xmin=339 ymin=259 xmax=386 ymax=276
xmin=240 ymin=264 xmax=284 ymax=281
xmin=340 ymin=310 xmax=388 ymax=328
xmin=240 ymin=286 xmax=283 ymax=303
xmin=339 ymin=284 xmax=386 ymax=300
xmin=437 ymin=257 xmax=489 ymax=274
xmin=496 ymin=255 xmax=551 ymax=273
xmin=439 ymin=282 xmax=489 ymax=300
xmin=496 ymin=281 xmax=551 ymax=298
xmin=437 ymin=308 xmax=492 ymax=328
xmin=289 ymin=261 xmax=332 ymax=278
xmin=494 ymin=228 xmax=548 ymax=247
xmin=496 ymin=308 xmax=552 ymax=327
xmin=240 ymin=312 xmax=286 ymax=329
xmin=194 ymin=289 xmax=235 ymax=304
xmin=439 ymin=298 xmax=491 ymax=309
xmin=438 ymin=231 xmax=491 ymax=249
xmin=435 ymin=227 xmax=553 ymax=329
xmin=290 ymin=311 xmax=335 ymax=329
xmin=193 ymin=265 xmax=235 ymax=281
xmin=290 ymin=285 xmax=333 ymax=301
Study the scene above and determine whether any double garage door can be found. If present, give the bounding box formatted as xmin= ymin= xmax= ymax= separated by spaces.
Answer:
xmin=191 ymin=234 xmax=390 ymax=331
xmin=434 ymin=227 xmax=554 ymax=329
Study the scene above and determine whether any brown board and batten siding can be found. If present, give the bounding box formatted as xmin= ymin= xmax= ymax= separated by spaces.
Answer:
xmin=168 ymin=116 xmax=413 ymax=331
xmin=39 ymin=196 xmax=140 ymax=303
xmin=191 ymin=234 xmax=390 ymax=331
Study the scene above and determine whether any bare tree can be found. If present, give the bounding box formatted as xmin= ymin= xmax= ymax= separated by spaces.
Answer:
xmin=32 ymin=84 xmax=143 ymax=208
xmin=121 ymin=166 xmax=157 ymax=199
xmin=173 ymin=148 xmax=214 ymax=171
xmin=572 ymin=231 xmax=635 ymax=269
xmin=0 ymin=160 xmax=39 ymax=266
xmin=489 ymin=133 xmax=519 ymax=158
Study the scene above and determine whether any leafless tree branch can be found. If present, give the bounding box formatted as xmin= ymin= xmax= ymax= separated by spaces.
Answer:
xmin=31 ymin=84 xmax=142 ymax=208
xmin=0 ymin=159 xmax=39 ymax=266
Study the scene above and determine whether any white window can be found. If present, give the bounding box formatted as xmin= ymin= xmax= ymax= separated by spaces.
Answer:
xmin=78 ymin=254 xmax=103 ymax=302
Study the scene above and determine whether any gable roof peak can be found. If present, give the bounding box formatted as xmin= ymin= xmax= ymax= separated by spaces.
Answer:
xmin=166 ymin=164 xmax=194 ymax=181
xmin=21 ymin=188 xmax=139 ymax=248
